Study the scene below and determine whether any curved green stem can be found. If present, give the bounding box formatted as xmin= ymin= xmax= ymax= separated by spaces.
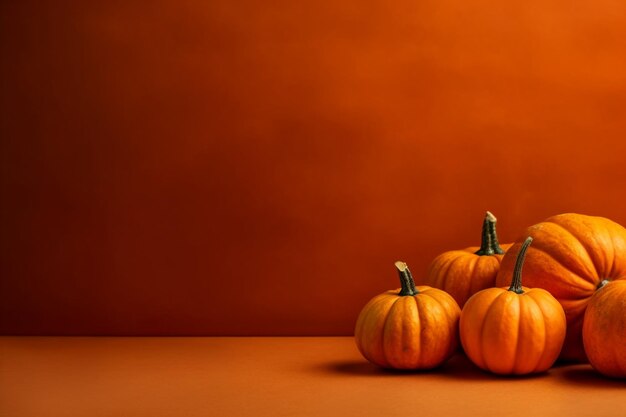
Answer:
xmin=395 ymin=261 xmax=418 ymax=296
xmin=475 ymin=211 xmax=505 ymax=256
xmin=508 ymin=237 xmax=533 ymax=294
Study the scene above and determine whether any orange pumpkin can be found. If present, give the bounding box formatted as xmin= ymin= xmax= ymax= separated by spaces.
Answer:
xmin=495 ymin=213 xmax=626 ymax=362
xmin=461 ymin=237 xmax=566 ymax=375
xmin=583 ymin=280 xmax=626 ymax=378
xmin=355 ymin=261 xmax=461 ymax=369
xmin=423 ymin=211 xmax=512 ymax=307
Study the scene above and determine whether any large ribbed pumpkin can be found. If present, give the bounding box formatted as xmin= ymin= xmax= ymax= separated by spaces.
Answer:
xmin=461 ymin=237 xmax=566 ymax=375
xmin=355 ymin=262 xmax=461 ymax=369
xmin=496 ymin=213 xmax=626 ymax=362
xmin=422 ymin=211 xmax=512 ymax=307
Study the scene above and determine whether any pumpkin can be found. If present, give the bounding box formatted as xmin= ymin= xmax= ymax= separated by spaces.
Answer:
xmin=583 ymin=280 xmax=626 ymax=378
xmin=495 ymin=213 xmax=626 ymax=362
xmin=355 ymin=261 xmax=461 ymax=369
xmin=422 ymin=211 xmax=512 ymax=307
xmin=460 ymin=237 xmax=566 ymax=375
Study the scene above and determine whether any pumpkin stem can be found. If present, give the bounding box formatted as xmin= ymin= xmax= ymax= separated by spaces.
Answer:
xmin=474 ymin=211 xmax=505 ymax=256
xmin=395 ymin=261 xmax=419 ymax=296
xmin=508 ymin=237 xmax=533 ymax=294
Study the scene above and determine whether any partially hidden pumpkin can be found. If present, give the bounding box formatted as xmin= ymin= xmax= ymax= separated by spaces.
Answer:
xmin=355 ymin=261 xmax=461 ymax=369
xmin=460 ymin=237 xmax=566 ymax=375
xmin=583 ymin=280 xmax=626 ymax=378
xmin=422 ymin=211 xmax=512 ymax=307
xmin=495 ymin=213 xmax=626 ymax=362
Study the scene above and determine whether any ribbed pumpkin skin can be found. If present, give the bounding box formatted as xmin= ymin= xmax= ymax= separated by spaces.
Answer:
xmin=425 ymin=243 xmax=512 ymax=307
xmin=583 ymin=280 xmax=626 ymax=378
xmin=355 ymin=286 xmax=460 ymax=369
xmin=495 ymin=213 xmax=626 ymax=361
xmin=460 ymin=287 xmax=566 ymax=375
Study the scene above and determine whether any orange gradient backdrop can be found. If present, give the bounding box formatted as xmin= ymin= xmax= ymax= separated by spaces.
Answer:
xmin=2 ymin=1 xmax=626 ymax=335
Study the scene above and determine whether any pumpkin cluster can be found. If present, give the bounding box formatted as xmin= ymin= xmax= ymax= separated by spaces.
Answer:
xmin=354 ymin=212 xmax=626 ymax=379
xmin=495 ymin=213 xmax=626 ymax=365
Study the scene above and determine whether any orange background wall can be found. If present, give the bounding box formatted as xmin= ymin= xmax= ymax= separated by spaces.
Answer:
xmin=2 ymin=1 xmax=626 ymax=335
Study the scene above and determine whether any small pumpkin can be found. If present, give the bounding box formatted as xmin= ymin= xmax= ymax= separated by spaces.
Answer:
xmin=355 ymin=261 xmax=461 ymax=369
xmin=495 ymin=213 xmax=626 ymax=362
xmin=460 ymin=237 xmax=566 ymax=375
xmin=422 ymin=211 xmax=512 ymax=307
xmin=583 ymin=280 xmax=626 ymax=378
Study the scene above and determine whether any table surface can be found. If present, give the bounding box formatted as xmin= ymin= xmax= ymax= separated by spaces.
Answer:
xmin=0 ymin=337 xmax=624 ymax=417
